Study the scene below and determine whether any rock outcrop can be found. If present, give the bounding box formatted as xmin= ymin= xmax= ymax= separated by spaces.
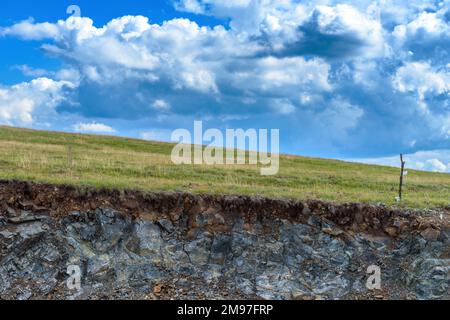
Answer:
xmin=0 ymin=181 xmax=449 ymax=300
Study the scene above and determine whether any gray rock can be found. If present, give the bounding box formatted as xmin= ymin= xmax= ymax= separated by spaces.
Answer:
xmin=184 ymin=233 xmax=213 ymax=266
xmin=0 ymin=207 xmax=449 ymax=300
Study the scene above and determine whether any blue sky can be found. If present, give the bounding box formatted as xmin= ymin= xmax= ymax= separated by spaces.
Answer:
xmin=0 ymin=0 xmax=449 ymax=172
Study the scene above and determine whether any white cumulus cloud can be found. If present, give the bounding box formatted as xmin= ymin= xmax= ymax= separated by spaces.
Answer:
xmin=393 ymin=61 xmax=449 ymax=101
xmin=73 ymin=122 xmax=116 ymax=133
xmin=0 ymin=78 xmax=75 ymax=126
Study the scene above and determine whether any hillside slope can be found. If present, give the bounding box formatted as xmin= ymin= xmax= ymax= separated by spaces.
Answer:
xmin=0 ymin=126 xmax=449 ymax=208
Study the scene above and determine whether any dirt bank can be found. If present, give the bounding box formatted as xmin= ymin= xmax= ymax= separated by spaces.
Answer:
xmin=0 ymin=180 xmax=449 ymax=300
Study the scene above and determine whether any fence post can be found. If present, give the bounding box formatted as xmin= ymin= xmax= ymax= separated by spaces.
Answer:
xmin=398 ymin=154 xmax=406 ymax=201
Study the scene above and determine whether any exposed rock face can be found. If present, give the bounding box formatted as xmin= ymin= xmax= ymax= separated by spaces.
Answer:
xmin=1 ymin=199 xmax=449 ymax=300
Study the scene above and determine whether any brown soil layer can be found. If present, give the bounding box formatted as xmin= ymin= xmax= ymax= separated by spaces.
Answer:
xmin=0 ymin=180 xmax=448 ymax=238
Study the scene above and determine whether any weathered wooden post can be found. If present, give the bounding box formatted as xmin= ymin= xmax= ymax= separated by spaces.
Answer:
xmin=398 ymin=154 xmax=406 ymax=201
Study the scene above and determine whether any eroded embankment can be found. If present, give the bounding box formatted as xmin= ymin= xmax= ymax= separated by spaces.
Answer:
xmin=0 ymin=180 xmax=449 ymax=300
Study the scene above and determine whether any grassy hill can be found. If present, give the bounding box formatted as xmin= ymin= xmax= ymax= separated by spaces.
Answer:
xmin=0 ymin=126 xmax=449 ymax=208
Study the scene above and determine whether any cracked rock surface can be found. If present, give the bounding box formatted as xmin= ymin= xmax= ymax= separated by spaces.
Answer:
xmin=1 ymin=199 xmax=449 ymax=300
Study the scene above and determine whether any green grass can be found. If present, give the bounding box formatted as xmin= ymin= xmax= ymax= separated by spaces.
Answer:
xmin=0 ymin=126 xmax=449 ymax=208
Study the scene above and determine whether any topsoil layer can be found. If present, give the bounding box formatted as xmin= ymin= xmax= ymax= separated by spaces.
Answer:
xmin=0 ymin=180 xmax=448 ymax=237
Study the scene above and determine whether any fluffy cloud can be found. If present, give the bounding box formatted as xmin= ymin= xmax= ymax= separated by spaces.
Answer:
xmin=396 ymin=11 xmax=449 ymax=37
xmin=2 ymin=14 xmax=334 ymax=117
xmin=73 ymin=122 xmax=116 ymax=133
xmin=390 ymin=4 xmax=450 ymax=67
xmin=0 ymin=78 xmax=75 ymax=126
xmin=392 ymin=61 xmax=450 ymax=140
xmin=0 ymin=18 xmax=60 ymax=40
xmin=152 ymin=99 xmax=171 ymax=111
xmin=357 ymin=149 xmax=450 ymax=173
xmin=27 ymin=16 xmax=251 ymax=93
xmin=176 ymin=0 xmax=385 ymax=59
xmin=272 ymin=4 xmax=385 ymax=59
xmin=393 ymin=62 xmax=449 ymax=102
xmin=230 ymin=56 xmax=331 ymax=93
